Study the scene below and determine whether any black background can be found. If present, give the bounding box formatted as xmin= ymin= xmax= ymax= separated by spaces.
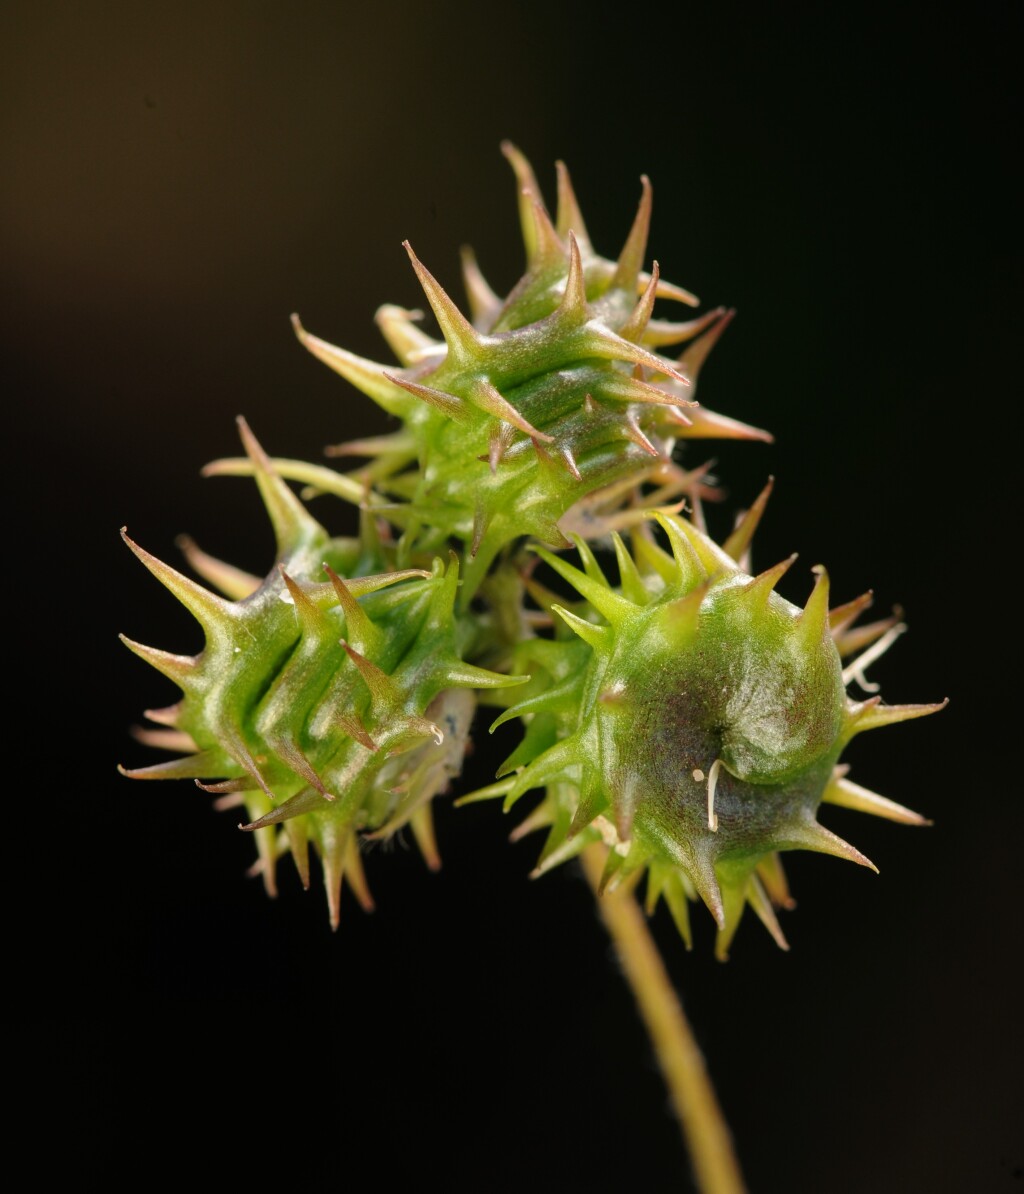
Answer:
xmin=6 ymin=4 xmax=1020 ymax=1190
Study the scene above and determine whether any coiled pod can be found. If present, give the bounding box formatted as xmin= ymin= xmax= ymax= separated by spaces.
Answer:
xmin=284 ymin=143 xmax=770 ymax=600
xmin=467 ymin=485 xmax=945 ymax=958
xmin=119 ymin=417 xmax=525 ymax=926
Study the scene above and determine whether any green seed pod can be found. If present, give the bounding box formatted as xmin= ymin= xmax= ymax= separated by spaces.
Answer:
xmin=284 ymin=143 xmax=770 ymax=601
xmin=118 ymin=417 xmax=526 ymax=927
xmin=471 ymin=488 xmax=945 ymax=959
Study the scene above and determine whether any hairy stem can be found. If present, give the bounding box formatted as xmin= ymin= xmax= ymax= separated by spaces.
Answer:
xmin=580 ymin=843 xmax=747 ymax=1194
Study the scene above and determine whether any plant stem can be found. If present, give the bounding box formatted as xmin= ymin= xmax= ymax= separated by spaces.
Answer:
xmin=580 ymin=843 xmax=747 ymax=1194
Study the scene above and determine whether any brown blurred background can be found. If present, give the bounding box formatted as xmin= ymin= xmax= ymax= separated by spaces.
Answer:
xmin=5 ymin=3 xmax=1018 ymax=1190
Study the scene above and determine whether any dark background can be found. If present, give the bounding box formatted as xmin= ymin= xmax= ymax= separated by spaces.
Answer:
xmin=6 ymin=4 xmax=1019 ymax=1190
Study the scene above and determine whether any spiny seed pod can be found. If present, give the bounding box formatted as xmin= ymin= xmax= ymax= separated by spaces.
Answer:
xmin=119 ymin=417 xmax=525 ymax=927
xmin=466 ymin=484 xmax=946 ymax=959
xmin=281 ymin=142 xmax=770 ymax=601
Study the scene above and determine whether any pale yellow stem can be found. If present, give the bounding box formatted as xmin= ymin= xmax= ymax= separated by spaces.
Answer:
xmin=580 ymin=843 xmax=747 ymax=1194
